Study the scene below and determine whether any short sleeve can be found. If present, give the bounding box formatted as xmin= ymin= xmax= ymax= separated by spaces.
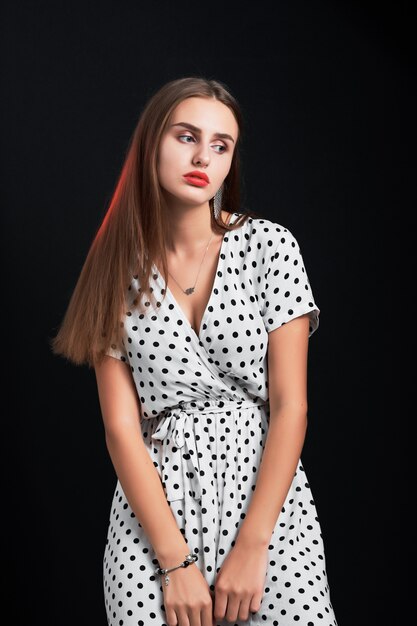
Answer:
xmin=105 ymin=323 xmax=129 ymax=362
xmin=104 ymin=276 xmax=139 ymax=362
xmin=261 ymin=228 xmax=320 ymax=337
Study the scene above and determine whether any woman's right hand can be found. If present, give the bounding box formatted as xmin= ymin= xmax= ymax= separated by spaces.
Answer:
xmin=161 ymin=560 xmax=214 ymax=626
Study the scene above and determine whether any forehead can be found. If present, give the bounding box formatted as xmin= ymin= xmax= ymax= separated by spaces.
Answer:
xmin=169 ymin=97 xmax=238 ymax=137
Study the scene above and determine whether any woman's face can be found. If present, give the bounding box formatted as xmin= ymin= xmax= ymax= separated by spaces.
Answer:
xmin=157 ymin=96 xmax=238 ymax=209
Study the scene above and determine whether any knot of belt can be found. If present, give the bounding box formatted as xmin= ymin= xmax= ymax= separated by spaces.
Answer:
xmin=151 ymin=409 xmax=202 ymax=501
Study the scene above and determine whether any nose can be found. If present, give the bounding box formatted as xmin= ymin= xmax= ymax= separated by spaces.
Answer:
xmin=192 ymin=145 xmax=210 ymax=167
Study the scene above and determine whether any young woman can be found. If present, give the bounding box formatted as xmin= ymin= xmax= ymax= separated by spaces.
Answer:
xmin=51 ymin=76 xmax=337 ymax=626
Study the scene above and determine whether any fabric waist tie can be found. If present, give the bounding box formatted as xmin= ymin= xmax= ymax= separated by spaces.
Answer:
xmin=150 ymin=398 xmax=268 ymax=501
xmin=149 ymin=398 xmax=268 ymax=584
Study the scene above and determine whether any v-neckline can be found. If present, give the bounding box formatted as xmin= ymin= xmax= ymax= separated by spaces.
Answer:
xmin=153 ymin=212 xmax=239 ymax=342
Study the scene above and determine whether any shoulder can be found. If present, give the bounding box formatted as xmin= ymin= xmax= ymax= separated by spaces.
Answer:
xmin=246 ymin=216 xmax=299 ymax=252
xmin=122 ymin=274 xmax=141 ymax=312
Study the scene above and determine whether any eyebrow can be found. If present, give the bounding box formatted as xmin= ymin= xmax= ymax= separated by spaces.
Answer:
xmin=170 ymin=122 xmax=235 ymax=143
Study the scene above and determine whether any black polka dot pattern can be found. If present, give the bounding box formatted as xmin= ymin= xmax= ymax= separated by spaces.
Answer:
xmin=103 ymin=214 xmax=337 ymax=625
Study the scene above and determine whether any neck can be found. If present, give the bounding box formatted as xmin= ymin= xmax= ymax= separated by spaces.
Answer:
xmin=163 ymin=204 xmax=230 ymax=255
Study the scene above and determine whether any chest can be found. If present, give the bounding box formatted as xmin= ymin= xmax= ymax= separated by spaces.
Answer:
xmin=164 ymin=234 xmax=224 ymax=337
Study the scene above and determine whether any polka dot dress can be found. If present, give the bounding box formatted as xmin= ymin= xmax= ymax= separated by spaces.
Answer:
xmin=103 ymin=213 xmax=337 ymax=625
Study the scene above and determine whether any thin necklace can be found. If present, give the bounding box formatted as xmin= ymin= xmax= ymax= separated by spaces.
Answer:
xmin=168 ymin=232 xmax=215 ymax=296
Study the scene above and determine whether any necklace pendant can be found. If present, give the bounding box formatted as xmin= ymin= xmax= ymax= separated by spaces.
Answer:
xmin=185 ymin=287 xmax=195 ymax=295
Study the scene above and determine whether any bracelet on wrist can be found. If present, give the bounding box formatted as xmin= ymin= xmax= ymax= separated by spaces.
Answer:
xmin=154 ymin=552 xmax=198 ymax=586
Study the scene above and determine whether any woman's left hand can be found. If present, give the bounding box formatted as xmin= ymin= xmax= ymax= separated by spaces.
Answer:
xmin=212 ymin=541 xmax=269 ymax=623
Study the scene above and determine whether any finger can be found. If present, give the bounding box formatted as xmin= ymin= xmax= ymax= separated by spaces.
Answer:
xmin=213 ymin=589 xmax=227 ymax=621
xmin=249 ymin=590 xmax=263 ymax=614
xmin=201 ymin=597 xmax=214 ymax=626
xmin=165 ymin=605 xmax=178 ymax=626
xmin=206 ymin=589 xmax=215 ymax=626
xmin=176 ymin=608 xmax=190 ymax=626
xmin=238 ymin=597 xmax=252 ymax=622
xmin=188 ymin=603 xmax=202 ymax=626
xmin=225 ymin=594 xmax=240 ymax=622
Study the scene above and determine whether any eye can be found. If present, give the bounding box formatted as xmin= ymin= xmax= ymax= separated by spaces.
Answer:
xmin=178 ymin=134 xmax=227 ymax=153
xmin=178 ymin=134 xmax=195 ymax=144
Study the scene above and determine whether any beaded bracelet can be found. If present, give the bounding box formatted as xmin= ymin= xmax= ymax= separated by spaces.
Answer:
xmin=154 ymin=553 xmax=198 ymax=586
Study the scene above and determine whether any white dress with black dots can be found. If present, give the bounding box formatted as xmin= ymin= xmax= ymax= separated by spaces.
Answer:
xmin=103 ymin=213 xmax=338 ymax=626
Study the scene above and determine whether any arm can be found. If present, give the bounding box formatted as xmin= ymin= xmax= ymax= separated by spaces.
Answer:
xmin=94 ymin=356 xmax=190 ymax=567
xmin=212 ymin=314 xmax=311 ymax=620
xmin=235 ymin=313 xmax=311 ymax=549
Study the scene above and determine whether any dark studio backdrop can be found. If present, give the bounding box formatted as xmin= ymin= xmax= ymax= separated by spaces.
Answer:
xmin=2 ymin=1 xmax=414 ymax=624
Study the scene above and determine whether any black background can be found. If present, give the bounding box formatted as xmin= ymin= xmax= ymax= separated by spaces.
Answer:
xmin=2 ymin=1 xmax=414 ymax=624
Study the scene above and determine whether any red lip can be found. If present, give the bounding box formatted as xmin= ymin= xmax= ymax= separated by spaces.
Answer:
xmin=183 ymin=170 xmax=210 ymax=183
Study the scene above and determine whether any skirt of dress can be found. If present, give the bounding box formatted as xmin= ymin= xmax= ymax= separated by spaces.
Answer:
xmin=103 ymin=398 xmax=338 ymax=626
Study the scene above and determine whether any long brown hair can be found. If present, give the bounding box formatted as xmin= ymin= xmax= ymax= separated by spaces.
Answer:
xmin=50 ymin=76 xmax=263 ymax=368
